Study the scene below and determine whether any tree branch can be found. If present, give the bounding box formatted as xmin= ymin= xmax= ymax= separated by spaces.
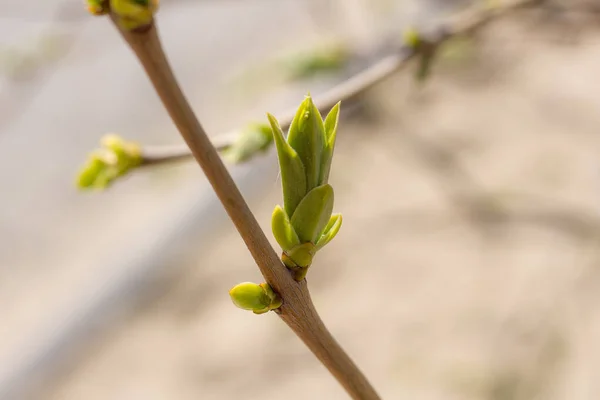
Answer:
xmin=138 ymin=0 xmax=542 ymax=166
xmin=108 ymin=12 xmax=380 ymax=400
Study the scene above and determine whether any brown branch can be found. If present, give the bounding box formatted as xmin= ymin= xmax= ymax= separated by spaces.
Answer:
xmin=138 ymin=0 xmax=542 ymax=166
xmin=108 ymin=13 xmax=380 ymax=400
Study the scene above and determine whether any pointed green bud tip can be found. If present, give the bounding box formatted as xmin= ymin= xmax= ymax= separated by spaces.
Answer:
xmin=268 ymin=113 xmax=307 ymax=217
xmin=319 ymin=101 xmax=341 ymax=184
xmin=316 ymin=213 xmax=342 ymax=250
xmin=110 ymin=0 xmax=160 ymax=30
xmin=287 ymin=94 xmax=326 ymax=191
xmin=229 ymin=282 xmax=281 ymax=314
xmin=222 ymin=123 xmax=273 ymax=164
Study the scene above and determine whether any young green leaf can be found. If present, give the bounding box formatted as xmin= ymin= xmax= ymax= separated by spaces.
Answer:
xmin=272 ymin=205 xmax=301 ymax=252
xmin=267 ymin=113 xmax=307 ymax=217
xmin=316 ymin=213 xmax=342 ymax=250
xmin=319 ymin=102 xmax=340 ymax=185
xmin=290 ymin=184 xmax=334 ymax=243
xmin=286 ymin=95 xmax=325 ymax=192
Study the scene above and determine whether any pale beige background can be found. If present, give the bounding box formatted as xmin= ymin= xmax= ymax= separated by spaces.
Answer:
xmin=3 ymin=1 xmax=600 ymax=400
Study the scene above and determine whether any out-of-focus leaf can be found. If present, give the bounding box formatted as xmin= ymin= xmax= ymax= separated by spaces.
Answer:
xmin=221 ymin=123 xmax=273 ymax=164
xmin=283 ymin=42 xmax=350 ymax=81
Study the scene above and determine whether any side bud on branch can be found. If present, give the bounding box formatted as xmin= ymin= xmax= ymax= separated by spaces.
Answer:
xmin=86 ymin=0 xmax=109 ymax=15
xmin=229 ymin=282 xmax=282 ymax=314
xmin=268 ymin=95 xmax=342 ymax=281
xmin=221 ymin=123 xmax=273 ymax=164
xmin=110 ymin=0 xmax=159 ymax=30
xmin=85 ymin=1 xmax=159 ymax=30
xmin=77 ymin=134 xmax=142 ymax=189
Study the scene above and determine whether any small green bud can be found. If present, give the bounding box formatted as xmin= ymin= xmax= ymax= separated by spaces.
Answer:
xmin=268 ymin=113 xmax=307 ymax=217
xmin=287 ymin=95 xmax=326 ymax=192
xmin=101 ymin=134 xmax=142 ymax=174
xmin=271 ymin=205 xmax=301 ymax=252
xmin=86 ymin=0 xmax=109 ymax=15
xmin=403 ymin=27 xmax=421 ymax=49
xmin=222 ymin=123 xmax=273 ymax=164
xmin=77 ymin=151 xmax=111 ymax=189
xmin=229 ymin=282 xmax=282 ymax=314
xmin=319 ymin=101 xmax=340 ymax=185
xmin=290 ymin=184 xmax=334 ymax=244
xmin=110 ymin=0 xmax=159 ymax=30
xmin=316 ymin=213 xmax=342 ymax=250
xmin=76 ymin=134 xmax=142 ymax=190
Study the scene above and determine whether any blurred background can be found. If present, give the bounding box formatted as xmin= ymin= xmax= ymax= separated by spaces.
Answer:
xmin=2 ymin=0 xmax=600 ymax=399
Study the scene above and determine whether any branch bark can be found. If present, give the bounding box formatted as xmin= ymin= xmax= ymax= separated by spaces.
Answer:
xmin=109 ymin=13 xmax=380 ymax=400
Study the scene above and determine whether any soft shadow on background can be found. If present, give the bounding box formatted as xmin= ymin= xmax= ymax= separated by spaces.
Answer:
xmin=2 ymin=1 xmax=600 ymax=399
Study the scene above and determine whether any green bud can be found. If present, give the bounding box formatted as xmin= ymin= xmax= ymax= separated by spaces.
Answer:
xmin=319 ymin=101 xmax=340 ymax=185
xmin=101 ymin=134 xmax=142 ymax=175
xmin=110 ymin=0 xmax=159 ymax=30
xmin=403 ymin=27 xmax=421 ymax=49
xmin=77 ymin=152 xmax=110 ymax=189
xmin=271 ymin=205 xmax=301 ymax=252
xmin=267 ymin=113 xmax=307 ymax=217
xmin=86 ymin=0 xmax=109 ymax=15
xmin=269 ymin=96 xmax=343 ymax=280
xmin=316 ymin=213 xmax=342 ymax=250
xmin=229 ymin=282 xmax=282 ymax=314
xmin=76 ymin=134 xmax=142 ymax=190
xmin=290 ymin=184 xmax=334 ymax=244
xmin=287 ymin=95 xmax=325 ymax=192
xmin=222 ymin=123 xmax=273 ymax=164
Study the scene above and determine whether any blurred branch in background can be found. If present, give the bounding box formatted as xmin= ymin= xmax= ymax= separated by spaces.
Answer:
xmin=92 ymin=0 xmax=547 ymax=172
